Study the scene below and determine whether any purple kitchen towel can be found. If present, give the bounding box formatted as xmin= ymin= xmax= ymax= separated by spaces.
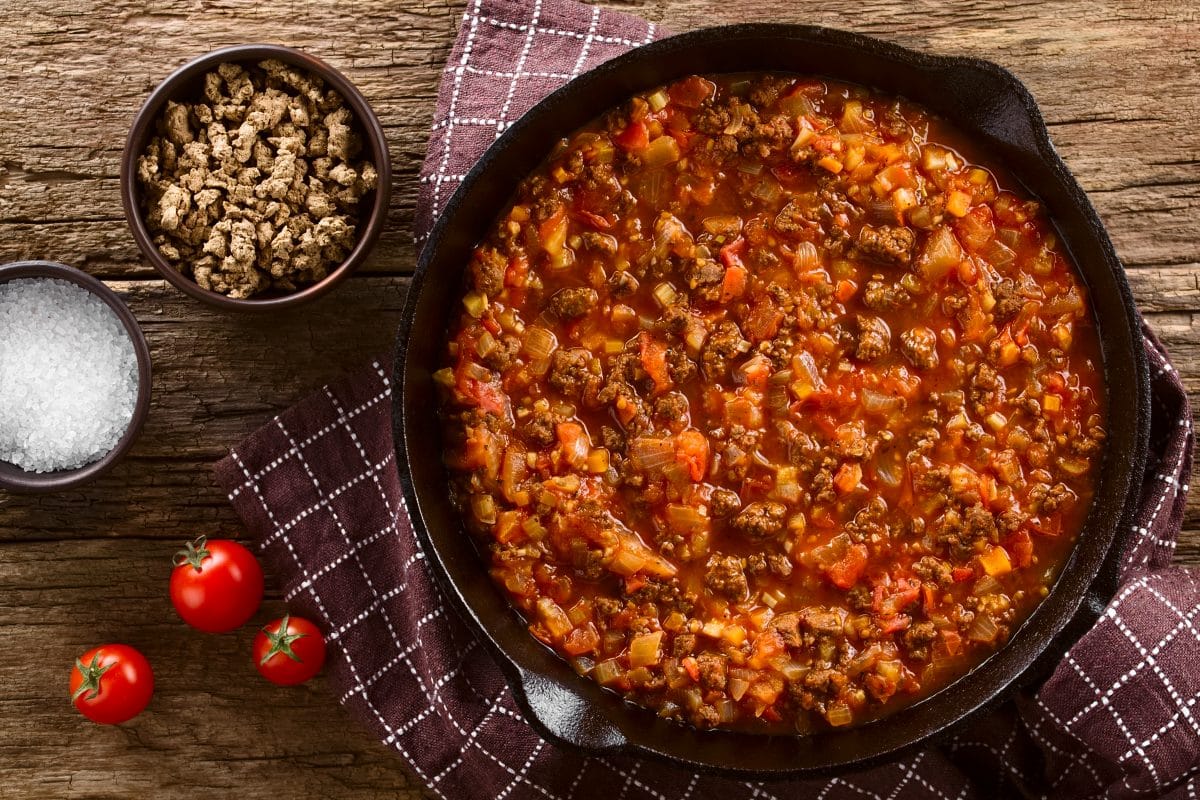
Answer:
xmin=215 ymin=0 xmax=1199 ymax=797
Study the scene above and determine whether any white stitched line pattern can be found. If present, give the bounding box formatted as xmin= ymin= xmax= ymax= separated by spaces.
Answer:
xmin=431 ymin=0 xmax=483 ymax=218
xmin=493 ymin=0 xmax=542 ymax=137
xmin=225 ymin=387 xmax=390 ymax=499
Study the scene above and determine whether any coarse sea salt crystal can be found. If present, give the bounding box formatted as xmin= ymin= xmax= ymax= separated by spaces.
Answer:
xmin=0 ymin=278 xmax=139 ymax=473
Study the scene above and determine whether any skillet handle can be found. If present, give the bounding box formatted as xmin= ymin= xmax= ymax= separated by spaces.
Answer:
xmin=512 ymin=667 xmax=628 ymax=753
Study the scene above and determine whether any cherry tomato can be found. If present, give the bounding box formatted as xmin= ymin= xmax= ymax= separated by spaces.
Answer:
xmin=70 ymin=644 xmax=154 ymax=725
xmin=253 ymin=615 xmax=327 ymax=686
xmin=169 ymin=536 xmax=264 ymax=633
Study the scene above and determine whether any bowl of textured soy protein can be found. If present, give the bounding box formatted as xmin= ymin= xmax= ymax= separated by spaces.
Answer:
xmin=0 ymin=261 xmax=152 ymax=492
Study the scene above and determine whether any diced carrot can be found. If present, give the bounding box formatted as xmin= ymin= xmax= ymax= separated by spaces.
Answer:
xmin=614 ymin=119 xmax=649 ymax=151
xmin=748 ymin=629 xmax=785 ymax=670
xmin=681 ymin=656 xmax=700 ymax=682
xmin=673 ymin=429 xmax=709 ymax=482
xmin=720 ymin=264 xmax=748 ymax=302
xmin=979 ymin=546 xmax=1013 ymax=577
xmin=836 ymin=279 xmax=857 ymax=302
xmin=833 ymin=462 xmax=862 ymax=494
xmin=638 ymin=332 xmax=672 ymax=394
xmin=817 ymin=155 xmax=843 ymax=174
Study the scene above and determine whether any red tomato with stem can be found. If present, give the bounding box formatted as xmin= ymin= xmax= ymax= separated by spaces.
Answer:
xmin=253 ymin=615 xmax=327 ymax=686
xmin=70 ymin=644 xmax=154 ymax=725
xmin=169 ymin=536 xmax=264 ymax=633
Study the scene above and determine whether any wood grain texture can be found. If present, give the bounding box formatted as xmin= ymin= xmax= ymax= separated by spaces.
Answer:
xmin=0 ymin=0 xmax=1196 ymax=798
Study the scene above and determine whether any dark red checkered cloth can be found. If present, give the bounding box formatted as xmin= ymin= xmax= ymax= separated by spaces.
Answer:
xmin=215 ymin=1 xmax=1200 ymax=797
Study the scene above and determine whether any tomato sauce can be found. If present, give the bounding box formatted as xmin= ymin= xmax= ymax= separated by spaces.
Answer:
xmin=436 ymin=73 xmax=1106 ymax=732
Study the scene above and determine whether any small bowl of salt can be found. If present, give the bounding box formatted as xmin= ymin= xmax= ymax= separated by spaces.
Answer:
xmin=0 ymin=261 xmax=151 ymax=492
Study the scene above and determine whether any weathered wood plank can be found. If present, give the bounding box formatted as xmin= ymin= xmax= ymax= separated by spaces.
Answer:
xmin=0 ymin=1 xmax=1196 ymax=798
xmin=0 ymin=277 xmax=407 ymax=541
xmin=0 ymin=538 xmax=424 ymax=799
xmin=0 ymin=1 xmax=1196 ymax=279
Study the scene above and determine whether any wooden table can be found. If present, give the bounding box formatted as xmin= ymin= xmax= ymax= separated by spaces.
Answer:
xmin=0 ymin=1 xmax=1196 ymax=796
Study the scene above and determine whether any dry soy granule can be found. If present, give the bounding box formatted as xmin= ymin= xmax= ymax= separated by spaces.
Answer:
xmin=0 ymin=278 xmax=139 ymax=473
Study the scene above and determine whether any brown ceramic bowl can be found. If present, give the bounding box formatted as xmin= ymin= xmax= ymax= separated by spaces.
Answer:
xmin=120 ymin=44 xmax=392 ymax=311
xmin=0 ymin=261 xmax=152 ymax=493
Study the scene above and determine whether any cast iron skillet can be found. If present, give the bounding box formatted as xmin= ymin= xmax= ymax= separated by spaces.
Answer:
xmin=393 ymin=24 xmax=1150 ymax=778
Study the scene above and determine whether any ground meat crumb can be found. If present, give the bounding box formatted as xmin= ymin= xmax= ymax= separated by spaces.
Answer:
xmin=730 ymin=501 xmax=787 ymax=540
xmin=852 ymin=225 xmax=916 ymax=267
xmin=854 ymin=315 xmax=892 ymax=362
xmin=900 ymin=326 xmax=939 ymax=370
xmin=704 ymin=554 xmax=749 ymax=600
xmin=547 ymin=287 xmax=599 ymax=319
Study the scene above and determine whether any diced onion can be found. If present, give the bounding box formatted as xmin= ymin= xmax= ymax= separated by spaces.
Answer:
xmin=917 ymin=226 xmax=964 ymax=281
xmin=666 ymin=503 xmax=709 ymax=533
xmin=471 ymin=494 xmax=497 ymax=525
xmin=861 ymin=389 xmax=903 ymax=415
xmin=646 ymin=89 xmax=669 ymax=112
xmin=630 ymin=437 xmax=677 ymax=470
xmin=593 ymin=659 xmax=623 ymax=685
xmin=628 ymin=631 xmax=663 ymax=668
xmin=794 ymin=241 xmax=821 ymax=272
xmin=652 ymin=281 xmax=679 ymax=308
xmin=642 ymin=136 xmax=681 ymax=168
xmin=825 ymin=702 xmax=853 ymax=727
xmin=536 ymin=597 xmax=574 ymax=639
xmin=522 ymin=326 xmax=557 ymax=360
xmin=966 ymin=613 xmax=1000 ymax=643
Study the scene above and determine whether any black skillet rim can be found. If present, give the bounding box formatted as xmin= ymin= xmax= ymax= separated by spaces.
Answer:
xmin=393 ymin=23 xmax=1151 ymax=779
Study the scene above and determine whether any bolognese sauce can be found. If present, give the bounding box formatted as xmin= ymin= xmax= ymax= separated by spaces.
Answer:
xmin=436 ymin=73 xmax=1105 ymax=732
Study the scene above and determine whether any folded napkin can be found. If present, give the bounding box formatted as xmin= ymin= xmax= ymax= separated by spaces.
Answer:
xmin=215 ymin=1 xmax=1199 ymax=796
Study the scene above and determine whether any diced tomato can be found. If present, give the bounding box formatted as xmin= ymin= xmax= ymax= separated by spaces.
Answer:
xmin=873 ymin=579 xmax=920 ymax=617
xmin=578 ymin=209 xmax=613 ymax=230
xmin=623 ymin=574 xmax=648 ymax=594
xmin=718 ymin=237 xmax=747 ymax=269
xmin=539 ymin=207 xmax=568 ymax=255
xmin=940 ymin=629 xmax=963 ymax=656
xmin=952 ymin=566 xmax=975 ymax=583
xmin=668 ymin=76 xmax=714 ymax=108
xmin=955 ymin=205 xmax=995 ymax=252
xmin=760 ymin=706 xmax=783 ymax=723
xmin=681 ymin=656 xmax=700 ymax=682
xmin=824 ymin=543 xmax=868 ymax=589
xmin=833 ymin=462 xmax=863 ymax=494
xmin=639 ymin=332 xmax=672 ymax=394
xmin=748 ymin=628 xmax=785 ymax=669
xmin=614 ymin=119 xmax=650 ymax=152
xmin=922 ymin=584 xmax=939 ymax=612
xmin=742 ymin=302 xmax=783 ymax=343
xmin=504 ymin=252 xmax=529 ymax=287
xmin=562 ymin=623 xmax=600 ymax=656
xmin=1006 ymin=529 xmax=1034 ymax=568
xmin=674 ymin=429 xmax=709 ymax=482
xmin=738 ymin=354 xmax=772 ymax=391
xmin=879 ymin=614 xmax=911 ymax=634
